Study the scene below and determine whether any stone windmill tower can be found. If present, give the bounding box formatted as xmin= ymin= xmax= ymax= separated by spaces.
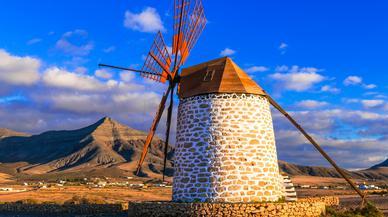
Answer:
xmin=103 ymin=0 xmax=367 ymax=206
xmin=173 ymin=57 xmax=285 ymax=202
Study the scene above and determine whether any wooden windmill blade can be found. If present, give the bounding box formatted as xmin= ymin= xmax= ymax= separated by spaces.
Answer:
xmin=172 ymin=0 xmax=206 ymax=75
xmin=142 ymin=31 xmax=172 ymax=83
xmin=179 ymin=0 xmax=206 ymax=66
xmin=172 ymin=0 xmax=190 ymax=56
xmin=136 ymin=86 xmax=172 ymax=175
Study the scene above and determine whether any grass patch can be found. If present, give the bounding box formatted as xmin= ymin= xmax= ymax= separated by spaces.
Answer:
xmin=14 ymin=199 xmax=39 ymax=204
xmin=325 ymin=203 xmax=384 ymax=217
xmin=64 ymin=195 xmax=105 ymax=205
xmin=369 ymin=190 xmax=388 ymax=196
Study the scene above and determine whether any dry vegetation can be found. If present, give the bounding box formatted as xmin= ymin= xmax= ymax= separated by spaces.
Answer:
xmin=0 ymin=186 xmax=171 ymax=205
xmin=0 ymin=174 xmax=386 ymax=216
xmin=0 ymin=172 xmax=12 ymax=184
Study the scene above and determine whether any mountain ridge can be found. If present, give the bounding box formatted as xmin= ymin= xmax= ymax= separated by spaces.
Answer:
xmin=0 ymin=117 xmax=173 ymax=178
xmin=0 ymin=117 xmax=386 ymax=180
xmin=370 ymin=158 xmax=388 ymax=169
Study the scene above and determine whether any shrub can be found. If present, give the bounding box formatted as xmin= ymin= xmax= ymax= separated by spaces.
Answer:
xmin=325 ymin=203 xmax=384 ymax=217
xmin=64 ymin=195 xmax=105 ymax=205
xmin=15 ymin=199 xmax=39 ymax=204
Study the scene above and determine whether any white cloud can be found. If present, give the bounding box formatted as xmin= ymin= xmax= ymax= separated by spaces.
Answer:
xmin=363 ymin=84 xmax=377 ymax=89
xmin=51 ymin=94 xmax=105 ymax=113
xmin=74 ymin=66 xmax=88 ymax=74
xmin=94 ymin=69 xmax=112 ymax=79
xmin=344 ymin=76 xmax=362 ymax=86
xmin=55 ymin=29 xmax=94 ymax=56
xmin=27 ymin=38 xmax=42 ymax=45
xmin=279 ymin=42 xmax=288 ymax=54
xmin=46 ymin=91 xmax=160 ymax=115
xmin=269 ymin=65 xmax=325 ymax=91
xmin=279 ymin=42 xmax=288 ymax=49
xmin=0 ymin=49 xmax=40 ymax=85
xmin=42 ymin=67 xmax=108 ymax=91
xmin=220 ymin=48 xmax=236 ymax=56
xmin=321 ymin=85 xmax=340 ymax=94
xmin=343 ymin=98 xmax=360 ymax=104
xmin=245 ymin=66 xmax=269 ymax=73
xmin=343 ymin=75 xmax=377 ymax=90
xmin=124 ymin=7 xmax=165 ymax=33
xmin=361 ymin=99 xmax=385 ymax=108
xmin=296 ymin=100 xmax=329 ymax=109
xmin=103 ymin=46 xmax=116 ymax=53
xmin=120 ymin=71 xmax=135 ymax=82
xmin=275 ymin=130 xmax=308 ymax=147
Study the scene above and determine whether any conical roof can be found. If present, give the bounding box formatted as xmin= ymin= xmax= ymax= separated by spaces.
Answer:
xmin=178 ymin=57 xmax=266 ymax=98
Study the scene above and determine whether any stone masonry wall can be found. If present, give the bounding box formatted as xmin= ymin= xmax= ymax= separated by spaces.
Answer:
xmin=128 ymin=196 xmax=340 ymax=217
xmin=0 ymin=203 xmax=125 ymax=215
xmin=173 ymin=93 xmax=284 ymax=202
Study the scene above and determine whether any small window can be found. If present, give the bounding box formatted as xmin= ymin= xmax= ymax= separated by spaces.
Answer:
xmin=203 ymin=69 xmax=215 ymax=82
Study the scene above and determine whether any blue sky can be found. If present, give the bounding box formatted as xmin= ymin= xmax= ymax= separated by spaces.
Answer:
xmin=0 ymin=0 xmax=386 ymax=169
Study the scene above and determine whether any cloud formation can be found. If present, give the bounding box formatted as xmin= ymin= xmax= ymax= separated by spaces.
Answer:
xmin=103 ymin=46 xmax=116 ymax=53
xmin=94 ymin=69 xmax=112 ymax=79
xmin=219 ymin=48 xmax=236 ymax=56
xmin=344 ymin=75 xmax=362 ymax=86
xmin=278 ymin=42 xmax=288 ymax=54
xmin=0 ymin=46 xmax=385 ymax=169
xmin=321 ymin=85 xmax=340 ymax=94
xmin=55 ymin=30 xmax=94 ymax=56
xmin=245 ymin=66 xmax=269 ymax=73
xmin=343 ymin=75 xmax=377 ymax=89
xmin=43 ymin=67 xmax=112 ymax=91
xmin=27 ymin=38 xmax=42 ymax=45
xmin=0 ymin=49 xmax=40 ymax=85
xmin=272 ymin=107 xmax=388 ymax=168
xmin=296 ymin=100 xmax=329 ymax=109
xmin=361 ymin=99 xmax=385 ymax=108
xmin=124 ymin=7 xmax=165 ymax=33
xmin=269 ymin=65 xmax=325 ymax=91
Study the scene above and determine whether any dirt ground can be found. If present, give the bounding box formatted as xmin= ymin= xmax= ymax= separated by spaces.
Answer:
xmin=297 ymin=188 xmax=388 ymax=215
xmin=0 ymin=173 xmax=12 ymax=184
xmin=0 ymin=186 xmax=171 ymax=204
xmin=0 ymin=175 xmax=386 ymax=215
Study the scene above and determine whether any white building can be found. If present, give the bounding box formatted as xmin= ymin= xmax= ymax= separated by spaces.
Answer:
xmin=173 ymin=57 xmax=285 ymax=202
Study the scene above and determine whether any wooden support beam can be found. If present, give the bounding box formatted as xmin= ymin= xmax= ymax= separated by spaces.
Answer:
xmin=264 ymin=91 xmax=367 ymax=207
xmin=136 ymin=86 xmax=172 ymax=175
xmin=98 ymin=63 xmax=158 ymax=76
xmin=162 ymin=83 xmax=176 ymax=182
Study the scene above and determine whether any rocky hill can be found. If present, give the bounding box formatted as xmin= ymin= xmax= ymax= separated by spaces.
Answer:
xmin=279 ymin=160 xmax=388 ymax=180
xmin=0 ymin=128 xmax=29 ymax=139
xmin=0 ymin=117 xmax=173 ymax=178
xmin=370 ymin=158 xmax=388 ymax=169
xmin=0 ymin=117 xmax=386 ymax=180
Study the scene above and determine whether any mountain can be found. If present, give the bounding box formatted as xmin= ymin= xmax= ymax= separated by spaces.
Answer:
xmin=0 ymin=128 xmax=29 ymax=139
xmin=278 ymin=160 xmax=344 ymax=177
xmin=0 ymin=117 xmax=386 ymax=181
xmin=279 ymin=160 xmax=388 ymax=180
xmin=0 ymin=117 xmax=173 ymax=178
xmin=370 ymin=158 xmax=388 ymax=169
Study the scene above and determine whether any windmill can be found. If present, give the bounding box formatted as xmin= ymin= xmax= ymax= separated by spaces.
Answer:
xmin=100 ymin=0 xmax=366 ymax=206
xmin=99 ymin=0 xmax=207 ymax=181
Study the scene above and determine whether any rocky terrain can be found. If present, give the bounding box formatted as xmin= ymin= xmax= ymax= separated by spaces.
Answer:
xmin=0 ymin=117 xmax=386 ymax=181
xmin=279 ymin=160 xmax=388 ymax=180
xmin=0 ymin=117 xmax=173 ymax=179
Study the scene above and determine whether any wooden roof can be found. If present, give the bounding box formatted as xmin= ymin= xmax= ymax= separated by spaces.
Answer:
xmin=178 ymin=57 xmax=266 ymax=98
